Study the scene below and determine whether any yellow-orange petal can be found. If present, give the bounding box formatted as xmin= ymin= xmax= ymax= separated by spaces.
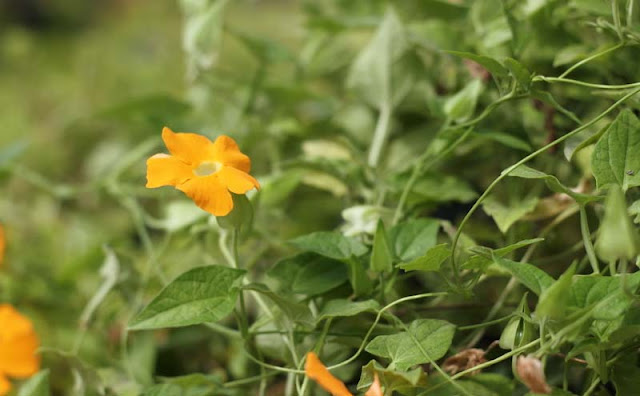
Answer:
xmin=162 ymin=127 xmax=216 ymax=165
xmin=213 ymin=135 xmax=251 ymax=173
xmin=365 ymin=373 xmax=382 ymax=396
xmin=177 ymin=175 xmax=233 ymax=216
xmin=146 ymin=154 xmax=194 ymax=188
xmin=218 ymin=166 xmax=260 ymax=194
xmin=0 ymin=373 xmax=10 ymax=396
xmin=305 ymin=352 xmax=352 ymax=396
xmin=0 ymin=224 xmax=5 ymax=267
xmin=0 ymin=305 xmax=40 ymax=378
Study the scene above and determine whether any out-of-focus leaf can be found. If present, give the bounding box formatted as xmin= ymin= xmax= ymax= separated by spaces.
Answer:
xmin=482 ymin=194 xmax=538 ymax=233
xmin=17 ymin=370 xmax=50 ymax=396
xmin=444 ymin=79 xmax=484 ymax=122
xmin=347 ymin=7 xmax=413 ymax=109
xmin=504 ymin=58 xmax=532 ymax=90
xmin=243 ymin=283 xmax=313 ymax=325
xmin=445 ymin=51 xmax=508 ymax=78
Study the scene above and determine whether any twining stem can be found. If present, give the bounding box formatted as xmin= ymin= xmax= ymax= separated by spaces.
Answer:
xmin=393 ymin=91 xmax=526 ymax=225
xmin=368 ymin=101 xmax=393 ymax=169
xmin=533 ymin=76 xmax=640 ymax=90
xmin=463 ymin=205 xmax=579 ymax=348
xmin=579 ymin=205 xmax=600 ymax=274
xmin=450 ymin=87 xmax=640 ymax=278
xmin=558 ymin=43 xmax=624 ymax=79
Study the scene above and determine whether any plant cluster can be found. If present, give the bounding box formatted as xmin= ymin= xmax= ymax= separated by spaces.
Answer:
xmin=4 ymin=0 xmax=640 ymax=395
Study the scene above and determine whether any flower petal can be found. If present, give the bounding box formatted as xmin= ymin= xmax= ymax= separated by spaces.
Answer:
xmin=162 ymin=127 xmax=216 ymax=165
xmin=177 ymin=175 xmax=233 ymax=216
xmin=213 ymin=135 xmax=251 ymax=173
xmin=365 ymin=373 xmax=382 ymax=396
xmin=0 ymin=305 xmax=40 ymax=378
xmin=218 ymin=166 xmax=260 ymax=194
xmin=0 ymin=373 xmax=10 ymax=396
xmin=146 ymin=154 xmax=193 ymax=188
xmin=305 ymin=352 xmax=352 ymax=396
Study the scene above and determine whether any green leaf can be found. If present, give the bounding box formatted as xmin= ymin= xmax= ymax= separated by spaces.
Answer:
xmin=141 ymin=384 xmax=182 ymax=396
xmin=317 ymin=299 xmax=380 ymax=323
xmin=482 ymin=194 xmax=539 ymax=233
xmin=465 ymin=238 xmax=544 ymax=270
xmin=476 ymin=131 xmax=532 ymax=152
xmin=592 ymin=110 xmax=640 ymax=191
xmin=408 ymin=174 xmax=478 ymax=204
xmin=17 ymin=370 xmax=50 ymax=396
xmin=443 ymin=79 xmax=484 ymax=122
xmin=612 ymin=354 xmax=640 ymax=395
xmin=568 ymin=272 xmax=640 ymax=321
xmin=267 ymin=253 xmax=348 ymax=296
xmin=243 ymin=283 xmax=313 ymax=325
xmin=365 ymin=319 xmax=455 ymax=371
xmin=155 ymin=200 xmax=208 ymax=232
xmin=129 ymin=266 xmax=246 ymax=330
xmin=504 ymin=57 xmax=532 ymax=90
xmin=469 ymin=373 xmax=515 ymax=396
xmin=535 ymin=262 xmax=576 ymax=320
xmin=156 ymin=373 xmax=222 ymax=396
xmin=594 ymin=185 xmax=640 ymax=262
xmin=347 ymin=7 xmax=413 ymax=108
xmin=507 ymin=164 xmax=599 ymax=204
xmin=345 ymin=257 xmax=373 ymax=297
xmin=216 ymin=194 xmax=254 ymax=235
xmin=357 ymin=360 xmax=427 ymax=394
xmin=493 ymin=256 xmax=554 ymax=296
xmin=289 ymin=231 xmax=367 ymax=260
xmin=444 ymin=51 xmax=509 ymax=78
xmin=553 ymin=44 xmax=589 ymax=67
xmin=390 ymin=218 xmax=440 ymax=261
xmin=180 ymin=0 xmax=229 ymax=71
xmin=397 ymin=243 xmax=450 ymax=272
xmin=371 ymin=220 xmax=393 ymax=273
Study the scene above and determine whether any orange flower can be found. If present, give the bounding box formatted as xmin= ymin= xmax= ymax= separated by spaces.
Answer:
xmin=146 ymin=127 xmax=259 ymax=216
xmin=0 ymin=305 xmax=40 ymax=396
xmin=305 ymin=352 xmax=383 ymax=396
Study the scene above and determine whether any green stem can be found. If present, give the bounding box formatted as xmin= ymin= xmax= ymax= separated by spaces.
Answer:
xmin=558 ymin=43 xmax=624 ymax=79
xmin=613 ymin=0 xmax=625 ymax=42
xmin=450 ymin=87 xmax=640 ymax=275
xmin=533 ymin=76 xmax=640 ymax=90
xmin=580 ymin=205 xmax=600 ymax=274
xmin=368 ymin=102 xmax=393 ymax=169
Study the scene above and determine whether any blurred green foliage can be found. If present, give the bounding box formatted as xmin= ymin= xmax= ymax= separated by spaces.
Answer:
xmin=3 ymin=0 xmax=640 ymax=395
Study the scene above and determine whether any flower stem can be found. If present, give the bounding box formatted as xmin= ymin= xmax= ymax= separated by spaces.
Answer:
xmin=368 ymin=101 xmax=393 ymax=169
xmin=579 ymin=205 xmax=600 ymax=274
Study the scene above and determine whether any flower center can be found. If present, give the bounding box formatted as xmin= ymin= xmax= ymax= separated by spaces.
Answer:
xmin=193 ymin=161 xmax=222 ymax=176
